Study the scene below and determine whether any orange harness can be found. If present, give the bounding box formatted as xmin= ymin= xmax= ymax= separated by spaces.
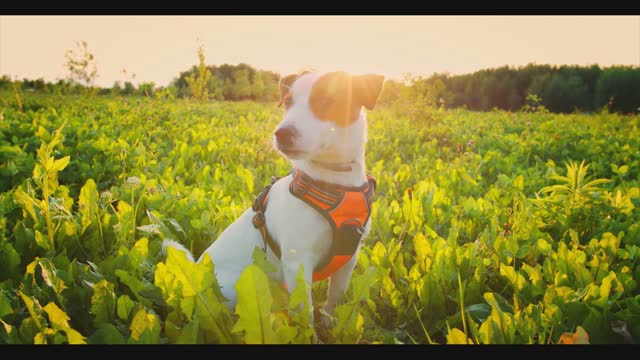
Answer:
xmin=251 ymin=168 xmax=376 ymax=282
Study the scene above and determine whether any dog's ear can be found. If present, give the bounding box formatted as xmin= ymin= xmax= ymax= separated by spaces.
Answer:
xmin=353 ymin=74 xmax=385 ymax=110
xmin=278 ymin=73 xmax=300 ymax=107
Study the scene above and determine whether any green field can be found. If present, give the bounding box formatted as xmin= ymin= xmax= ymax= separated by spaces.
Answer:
xmin=1 ymin=94 xmax=639 ymax=344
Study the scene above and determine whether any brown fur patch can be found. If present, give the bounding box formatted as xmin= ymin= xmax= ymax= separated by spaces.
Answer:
xmin=309 ymin=72 xmax=384 ymax=127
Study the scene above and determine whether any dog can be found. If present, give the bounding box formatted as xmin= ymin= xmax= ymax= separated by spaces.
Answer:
xmin=163 ymin=70 xmax=385 ymax=333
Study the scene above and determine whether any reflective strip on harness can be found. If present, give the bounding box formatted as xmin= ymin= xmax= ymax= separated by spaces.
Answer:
xmin=251 ymin=168 xmax=376 ymax=282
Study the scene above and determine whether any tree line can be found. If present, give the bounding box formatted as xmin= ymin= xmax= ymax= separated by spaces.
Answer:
xmin=379 ymin=64 xmax=640 ymax=114
xmin=2 ymin=54 xmax=638 ymax=113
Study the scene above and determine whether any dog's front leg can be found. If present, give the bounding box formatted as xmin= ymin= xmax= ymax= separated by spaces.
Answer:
xmin=320 ymin=248 xmax=360 ymax=326
xmin=280 ymin=252 xmax=315 ymax=323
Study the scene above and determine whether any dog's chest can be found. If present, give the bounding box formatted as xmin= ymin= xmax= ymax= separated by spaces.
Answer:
xmin=264 ymin=175 xmax=335 ymax=262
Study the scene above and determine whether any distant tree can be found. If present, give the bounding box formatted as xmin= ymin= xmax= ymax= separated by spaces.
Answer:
xmin=122 ymin=81 xmax=136 ymax=96
xmin=261 ymin=71 xmax=280 ymax=101
xmin=377 ymin=79 xmax=404 ymax=105
xmin=206 ymin=75 xmax=224 ymax=100
xmin=251 ymin=71 xmax=266 ymax=100
xmin=138 ymin=82 xmax=156 ymax=98
xmin=53 ymin=79 xmax=72 ymax=95
xmin=64 ymin=40 xmax=98 ymax=94
xmin=111 ymin=81 xmax=122 ymax=96
xmin=222 ymin=78 xmax=234 ymax=99
xmin=185 ymin=45 xmax=212 ymax=100
xmin=527 ymin=73 xmax=553 ymax=101
xmin=154 ymin=85 xmax=177 ymax=100
xmin=0 ymin=75 xmax=11 ymax=90
xmin=231 ymin=69 xmax=252 ymax=100
xmin=544 ymin=73 xmax=590 ymax=113
xmin=521 ymin=93 xmax=548 ymax=113
xmin=595 ymin=66 xmax=640 ymax=113
xmin=409 ymin=76 xmax=453 ymax=109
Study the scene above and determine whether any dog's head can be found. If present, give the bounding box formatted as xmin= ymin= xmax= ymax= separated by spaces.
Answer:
xmin=273 ymin=71 xmax=385 ymax=161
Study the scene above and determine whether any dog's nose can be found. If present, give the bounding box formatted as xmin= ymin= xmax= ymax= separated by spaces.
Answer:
xmin=275 ymin=127 xmax=297 ymax=147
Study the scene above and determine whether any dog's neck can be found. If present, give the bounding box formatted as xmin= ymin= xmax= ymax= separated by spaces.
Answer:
xmin=292 ymin=151 xmax=366 ymax=188
xmin=293 ymin=122 xmax=367 ymax=187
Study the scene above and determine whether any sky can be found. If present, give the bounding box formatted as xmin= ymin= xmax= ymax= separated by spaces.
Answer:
xmin=1 ymin=16 xmax=639 ymax=88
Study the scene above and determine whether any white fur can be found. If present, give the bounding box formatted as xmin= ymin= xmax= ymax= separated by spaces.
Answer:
xmin=162 ymin=239 xmax=195 ymax=262
xmin=163 ymin=71 xmax=374 ymax=330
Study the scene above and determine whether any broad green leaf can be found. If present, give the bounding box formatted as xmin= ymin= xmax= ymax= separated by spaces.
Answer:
xmin=164 ymin=312 xmax=184 ymax=343
xmin=413 ymin=233 xmax=431 ymax=271
xmin=194 ymin=287 xmax=234 ymax=344
xmin=515 ymin=245 xmax=532 ymax=259
xmin=251 ymin=246 xmax=278 ymax=275
xmin=0 ymin=292 xmax=13 ymax=318
xmin=115 ymin=200 xmax=133 ymax=238
xmin=446 ymin=327 xmax=474 ymax=344
xmin=499 ymin=264 xmax=526 ymax=291
xmin=18 ymin=291 xmax=47 ymax=330
xmin=12 ymin=188 xmax=40 ymax=223
xmin=34 ymin=331 xmax=49 ymax=344
xmin=176 ymin=317 xmax=199 ymax=344
xmin=90 ymin=279 xmax=115 ymax=326
xmin=287 ymin=265 xmax=309 ymax=313
xmin=37 ymin=258 xmax=66 ymax=293
xmin=165 ymin=218 xmax=186 ymax=242
xmin=88 ymin=323 xmax=126 ymax=344
xmin=464 ymin=303 xmax=491 ymax=324
xmin=18 ymin=317 xmax=40 ymax=344
xmin=350 ymin=266 xmax=379 ymax=302
xmin=43 ymin=302 xmax=86 ymax=344
xmin=513 ymin=175 xmax=524 ymax=191
xmin=79 ymin=179 xmax=99 ymax=233
xmin=129 ymin=308 xmax=161 ymax=344
xmin=1 ymin=319 xmax=21 ymax=344
xmin=232 ymin=264 xmax=275 ymax=344
xmin=617 ymin=165 xmax=629 ymax=175
xmin=273 ymin=313 xmax=297 ymax=344
xmin=154 ymin=247 xmax=221 ymax=299
xmin=482 ymin=292 xmax=515 ymax=343
xmin=536 ymin=238 xmax=551 ymax=255
xmin=34 ymin=230 xmax=52 ymax=252
xmin=136 ymin=224 xmax=162 ymax=235
xmin=115 ymin=270 xmax=159 ymax=307
xmin=126 ymin=237 xmax=149 ymax=274
xmin=236 ymin=166 xmax=254 ymax=194
xmin=287 ymin=265 xmax=314 ymax=343
xmin=154 ymin=248 xmax=232 ymax=343
xmin=0 ymin=241 xmax=21 ymax=280
xmin=50 ymin=156 xmax=70 ymax=172
xmin=330 ymin=305 xmax=364 ymax=344
xmin=116 ymin=295 xmax=136 ymax=321
xmin=370 ymin=241 xmax=386 ymax=266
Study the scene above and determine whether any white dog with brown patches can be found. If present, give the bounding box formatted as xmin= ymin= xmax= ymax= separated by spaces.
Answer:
xmin=163 ymin=70 xmax=384 ymax=332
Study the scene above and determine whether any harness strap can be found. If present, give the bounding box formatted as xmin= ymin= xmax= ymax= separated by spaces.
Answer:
xmin=251 ymin=176 xmax=282 ymax=258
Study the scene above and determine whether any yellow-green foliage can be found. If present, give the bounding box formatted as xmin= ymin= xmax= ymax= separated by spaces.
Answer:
xmin=0 ymin=93 xmax=639 ymax=344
